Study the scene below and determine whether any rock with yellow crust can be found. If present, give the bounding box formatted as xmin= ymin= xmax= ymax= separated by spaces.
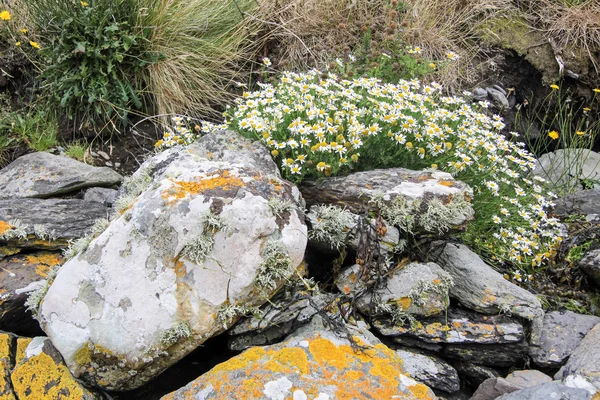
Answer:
xmin=161 ymin=316 xmax=437 ymax=400
xmin=38 ymin=130 xmax=308 ymax=391
xmin=10 ymin=337 xmax=100 ymax=400
xmin=0 ymin=331 xmax=17 ymax=400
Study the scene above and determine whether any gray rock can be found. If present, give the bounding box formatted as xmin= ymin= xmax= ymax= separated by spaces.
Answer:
xmin=495 ymin=382 xmax=592 ymax=400
xmin=0 ymin=198 xmax=110 ymax=249
xmin=556 ymin=323 xmax=600 ymax=391
xmin=161 ymin=315 xmax=436 ymax=400
xmin=0 ymin=152 xmax=122 ymax=199
xmin=471 ymin=377 xmax=521 ymax=400
xmin=492 ymin=85 xmax=507 ymax=96
xmin=443 ymin=340 xmax=529 ymax=367
xmin=394 ymin=347 xmax=460 ymax=393
xmin=431 ymin=242 xmax=543 ymax=319
xmin=486 ymin=87 xmax=510 ymax=109
xmin=375 ymin=308 xmax=524 ymax=344
xmin=505 ymin=370 xmax=552 ymax=388
xmin=529 ymin=311 xmax=600 ymax=367
xmin=38 ymin=130 xmax=308 ymax=391
xmin=579 ymin=249 xmax=600 ymax=287
xmin=0 ymin=252 xmax=62 ymax=335
xmin=452 ymin=361 xmax=500 ymax=388
xmin=552 ymin=189 xmax=600 ymax=217
xmin=473 ymin=87 xmax=489 ymax=101
xmin=534 ymin=149 xmax=600 ymax=192
xmin=228 ymin=291 xmax=338 ymax=351
xmin=83 ymin=187 xmax=118 ymax=206
xmin=336 ymin=262 xmax=452 ymax=317
xmin=300 ymin=168 xmax=474 ymax=235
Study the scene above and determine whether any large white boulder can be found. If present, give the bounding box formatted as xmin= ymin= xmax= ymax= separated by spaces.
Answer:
xmin=37 ymin=131 xmax=308 ymax=390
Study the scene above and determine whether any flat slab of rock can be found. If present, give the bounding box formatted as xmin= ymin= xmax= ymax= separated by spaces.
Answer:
xmin=0 ymin=152 xmax=122 ymax=199
xmin=471 ymin=377 xmax=521 ymax=400
xmin=375 ymin=308 xmax=524 ymax=344
xmin=452 ymin=361 xmax=500 ymax=388
xmin=534 ymin=149 xmax=600 ymax=192
xmin=553 ymin=189 xmax=600 ymax=217
xmin=10 ymin=337 xmax=100 ymax=399
xmin=161 ymin=317 xmax=436 ymax=400
xmin=505 ymin=370 xmax=552 ymax=388
xmin=442 ymin=341 xmax=529 ymax=367
xmin=431 ymin=242 xmax=543 ymax=319
xmin=0 ymin=252 xmax=62 ymax=336
xmin=556 ymin=323 xmax=600 ymax=391
xmin=495 ymin=382 xmax=592 ymax=400
xmin=301 ymin=168 xmax=474 ymax=234
xmin=337 ymin=262 xmax=452 ymax=317
xmin=83 ymin=187 xmax=118 ymax=206
xmin=0 ymin=198 xmax=109 ymax=249
xmin=38 ymin=131 xmax=308 ymax=391
xmin=394 ymin=347 xmax=460 ymax=393
xmin=579 ymin=249 xmax=600 ymax=287
xmin=529 ymin=311 xmax=600 ymax=367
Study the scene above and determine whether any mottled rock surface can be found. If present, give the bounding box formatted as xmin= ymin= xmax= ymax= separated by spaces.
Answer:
xmin=495 ymin=382 xmax=592 ymax=400
xmin=336 ymin=262 xmax=452 ymax=317
xmin=553 ymin=189 xmax=600 ymax=217
xmin=529 ymin=311 xmax=600 ymax=367
xmin=161 ymin=317 xmax=436 ymax=400
xmin=301 ymin=168 xmax=474 ymax=234
xmin=534 ymin=149 xmax=600 ymax=192
xmin=556 ymin=323 xmax=600 ymax=391
xmin=442 ymin=341 xmax=528 ymax=367
xmin=0 ymin=332 xmax=16 ymax=400
xmin=10 ymin=337 xmax=100 ymax=399
xmin=394 ymin=347 xmax=460 ymax=393
xmin=0 ymin=152 xmax=122 ymax=199
xmin=83 ymin=187 xmax=118 ymax=206
xmin=38 ymin=131 xmax=308 ymax=391
xmin=451 ymin=361 xmax=500 ymax=388
xmin=431 ymin=242 xmax=543 ymax=319
xmin=0 ymin=252 xmax=62 ymax=335
xmin=0 ymin=199 xmax=109 ymax=250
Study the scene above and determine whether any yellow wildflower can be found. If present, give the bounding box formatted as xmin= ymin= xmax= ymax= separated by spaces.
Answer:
xmin=15 ymin=41 xmax=21 ymax=47
xmin=154 ymin=140 xmax=164 ymax=148
xmin=80 ymin=1 xmax=89 ymax=6
xmin=20 ymin=28 xmax=27 ymax=33
xmin=576 ymin=131 xmax=585 ymax=136
xmin=550 ymin=84 xmax=559 ymax=90
xmin=0 ymin=10 xmax=11 ymax=20
xmin=29 ymin=41 xmax=40 ymax=49
xmin=429 ymin=63 xmax=436 ymax=69
xmin=593 ymin=88 xmax=600 ymax=93
xmin=548 ymin=130 xmax=559 ymax=140
xmin=271 ymin=150 xmax=279 ymax=157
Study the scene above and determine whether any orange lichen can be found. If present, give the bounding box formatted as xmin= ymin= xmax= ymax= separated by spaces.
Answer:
xmin=173 ymin=259 xmax=186 ymax=278
xmin=264 ymin=347 xmax=309 ymax=375
xmin=309 ymin=337 xmax=355 ymax=370
xmin=0 ymin=221 xmax=12 ymax=236
xmin=211 ymin=347 xmax=267 ymax=374
xmin=396 ymin=297 xmax=412 ymax=311
xmin=0 ymin=335 xmax=10 ymax=359
xmin=438 ymin=180 xmax=454 ymax=187
xmin=25 ymin=253 xmax=62 ymax=278
xmin=11 ymin=352 xmax=87 ymax=399
xmin=369 ymin=356 xmax=399 ymax=387
xmin=14 ymin=338 xmax=31 ymax=365
xmin=409 ymin=383 xmax=435 ymax=399
xmin=162 ymin=170 xmax=244 ymax=205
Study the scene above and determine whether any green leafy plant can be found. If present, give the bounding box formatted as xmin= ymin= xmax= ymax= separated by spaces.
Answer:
xmin=63 ymin=141 xmax=88 ymax=162
xmin=23 ymin=0 xmax=158 ymax=127
xmin=0 ymin=105 xmax=58 ymax=154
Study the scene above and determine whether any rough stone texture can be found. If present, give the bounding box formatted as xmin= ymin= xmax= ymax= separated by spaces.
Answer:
xmin=505 ymin=370 xmax=552 ymax=388
xmin=0 ymin=252 xmax=62 ymax=336
xmin=83 ymin=187 xmax=118 ymax=206
xmin=336 ymin=262 xmax=452 ymax=317
xmin=451 ymin=361 xmax=500 ymax=388
xmin=228 ymin=291 xmax=338 ymax=351
xmin=430 ymin=242 xmax=543 ymax=319
xmin=375 ymin=308 xmax=524 ymax=344
xmin=442 ymin=341 xmax=529 ymax=367
xmin=10 ymin=337 xmax=100 ymax=399
xmin=556 ymin=323 xmax=600 ymax=391
xmin=529 ymin=311 xmax=600 ymax=367
xmin=0 ymin=199 xmax=110 ymax=250
xmin=161 ymin=316 xmax=437 ymax=400
xmin=486 ymin=87 xmax=509 ymax=109
xmin=38 ymin=131 xmax=308 ymax=391
xmin=494 ymin=382 xmax=592 ymax=400
xmin=301 ymin=168 xmax=474 ymax=234
xmin=0 ymin=332 xmax=17 ymax=400
xmin=534 ymin=149 xmax=600 ymax=192
xmin=394 ymin=347 xmax=460 ymax=393
xmin=553 ymin=189 xmax=600 ymax=217
xmin=579 ymin=249 xmax=600 ymax=287
xmin=470 ymin=377 xmax=521 ymax=400
xmin=0 ymin=152 xmax=122 ymax=199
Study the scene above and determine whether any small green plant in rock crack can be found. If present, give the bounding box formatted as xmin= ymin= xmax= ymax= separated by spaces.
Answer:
xmin=62 ymin=218 xmax=110 ymax=260
xmin=161 ymin=322 xmax=193 ymax=347
xmin=113 ymin=166 xmax=154 ymax=216
xmin=33 ymin=224 xmax=56 ymax=242
xmin=256 ymin=241 xmax=294 ymax=291
xmin=217 ymin=303 xmax=262 ymax=330
xmin=0 ymin=219 xmax=28 ymax=241
xmin=370 ymin=194 xmax=418 ymax=234
xmin=308 ymin=204 xmax=355 ymax=250
xmin=180 ymin=235 xmax=214 ymax=264
xmin=268 ymin=197 xmax=294 ymax=219
xmin=202 ymin=211 xmax=227 ymax=234
xmin=419 ymin=195 xmax=472 ymax=234
xmin=374 ymin=301 xmax=418 ymax=329
xmin=408 ymin=274 xmax=454 ymax=307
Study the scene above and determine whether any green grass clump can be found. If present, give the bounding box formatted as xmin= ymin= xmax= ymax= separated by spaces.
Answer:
xmin=63 ymin=141 xmax=88 ymax=162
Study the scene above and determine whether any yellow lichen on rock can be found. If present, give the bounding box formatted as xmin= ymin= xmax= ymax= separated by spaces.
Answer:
xmin=162 ymin=170 xmax=244 ymax=205
xmin=11 ymin=352 xmax=86 ymax=400
xmin=0 ymin=333 xmax=16 ymax=400
xmin=25 ymin=253 xmax=63 ymax=278
xmin=14 ymin=339 xmax=31 ymax=365
xmin=0 ymin=221 xmax=12 ymax=236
